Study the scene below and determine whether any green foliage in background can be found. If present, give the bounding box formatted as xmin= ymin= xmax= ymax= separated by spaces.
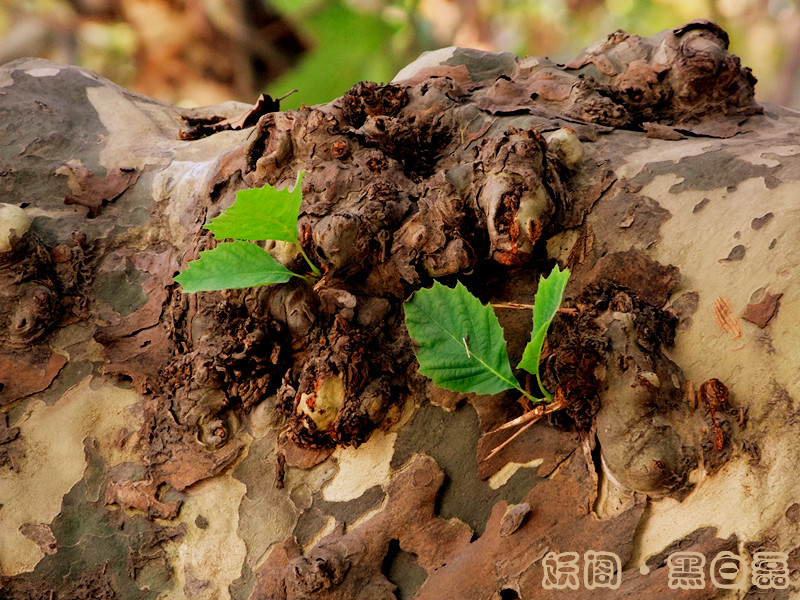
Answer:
xmin=2 ymin=0 xmax=797 ymax=107
xmin=267 ymin=0 xmax=425 ymax=109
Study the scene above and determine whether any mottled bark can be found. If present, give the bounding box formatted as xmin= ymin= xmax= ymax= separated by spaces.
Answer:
xmin=1 ymin=20 xmax=799 ymax=600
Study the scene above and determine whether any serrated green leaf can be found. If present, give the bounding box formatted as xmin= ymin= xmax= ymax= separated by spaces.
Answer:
xmin=175 ymin=240 xmax=295 ymax=292
xmin=404 ymin=281 xmax=519 ymax=396
xmin=517 ymin=265 xmax=571 ymax=397
xmin=206 ymin=173 xmax=303 ymax=243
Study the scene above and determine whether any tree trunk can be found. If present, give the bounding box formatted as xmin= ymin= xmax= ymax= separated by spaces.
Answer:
xmin=1 ymin=19 xmax=798 ymax=599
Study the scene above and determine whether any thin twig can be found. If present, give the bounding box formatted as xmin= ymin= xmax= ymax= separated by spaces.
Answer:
xmin=489 ymin=302 xmax=577 ymax=316
xmin=490 ymin=301 xmax=533 ymax=310
xmin=482 ymin=418 xmax=540 ymax=463
xmin=481 ymin=397 xmax=566 ymax=463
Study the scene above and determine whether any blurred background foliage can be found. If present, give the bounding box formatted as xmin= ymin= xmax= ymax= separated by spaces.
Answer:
xmin=1 ymin=0 xmax=798 ymax=109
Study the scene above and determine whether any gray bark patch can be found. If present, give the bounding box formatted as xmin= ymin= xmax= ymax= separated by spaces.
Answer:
xmin=631 ymin=149 xmax=782 ymax=192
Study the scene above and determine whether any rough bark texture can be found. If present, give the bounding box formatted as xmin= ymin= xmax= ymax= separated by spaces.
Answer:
xmin=1 ymin=20 xmax=799 ymax=599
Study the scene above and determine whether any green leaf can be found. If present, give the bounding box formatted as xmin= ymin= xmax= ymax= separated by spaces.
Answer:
xmin=206 ymin=173 xmax=303 ymax=243
xmin=175 ymin=241 xmax=296 ymax=292
xmin=404 ymin=281 xmax=519 ymax=396
xmin=517 ymin=265 xmax=571 ymax=398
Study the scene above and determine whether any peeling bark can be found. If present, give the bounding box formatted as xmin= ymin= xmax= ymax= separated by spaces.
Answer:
xmin=1 ymin=19 xmax=799 ymax=600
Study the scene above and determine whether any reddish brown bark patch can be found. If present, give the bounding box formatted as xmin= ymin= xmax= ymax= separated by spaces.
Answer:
xmin=742 ymin=291 xmax=782 ymax=328
xmin=155 ymin=438 xmax=245 ymax=491
xmin=93 ymin=249 xmax=179 ymax=393
xmin=477 ymin=422 xmax=579 ymax=480
xmin=416 ymin=450 xmax=645 ymax=599
xmin=621 ymin=528 xmax=739 ymax=600
xmin=251 ymin=455 xmax=473 ymax=600
xmin=280 ymin=440 xmax=334 ymax=469
xmin=0 ymin=351 xmax=67 ymax=407
xmin=0 ymin=227 xmax=68 ymax=406
xmin=105 ymin=478 xmax=182 ymax=520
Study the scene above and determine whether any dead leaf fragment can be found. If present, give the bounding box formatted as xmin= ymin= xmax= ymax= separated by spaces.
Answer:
xmin=741 ymin=291 xmax=782 ymax=328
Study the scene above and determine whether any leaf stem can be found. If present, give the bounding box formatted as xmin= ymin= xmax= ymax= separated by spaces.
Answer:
xmin=518 ymin=386 xmax=538 ymax=404
xmin=535 ymin=370 xmax=553 ymax=402
xmin=297 ymin=244 xmax=322 ymax=277
xmin=293 ymin=272 xmax=316 ymax=283
xmin=481 ymin=394 xmax=567 ymax=462
xmin=490 ymin=301 xmax=534 ymax=310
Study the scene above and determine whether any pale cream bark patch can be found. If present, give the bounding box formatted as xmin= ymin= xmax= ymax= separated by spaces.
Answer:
xmin=165 ymin=475 xmax=248 ymax=600
xmin=0 ymin=377 xmax=142 ymax=575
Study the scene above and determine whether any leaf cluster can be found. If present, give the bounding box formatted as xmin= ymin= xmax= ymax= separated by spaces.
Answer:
xmin=404 ymin=266 xmax=570 ymax=402
xmin=174 ymin=171 xmax=569 ymax=407
xmin=174 ymin=173 xmax=319 ymax=293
